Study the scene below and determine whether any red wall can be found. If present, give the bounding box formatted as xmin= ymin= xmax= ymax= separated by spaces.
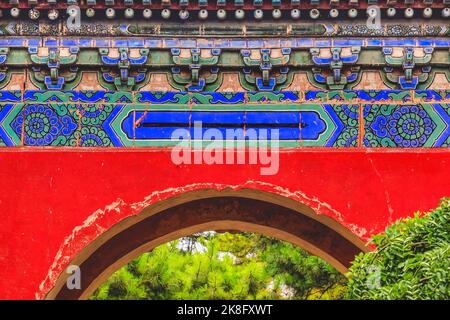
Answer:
xmin=0 ymin=148 xmax=449 ymax=299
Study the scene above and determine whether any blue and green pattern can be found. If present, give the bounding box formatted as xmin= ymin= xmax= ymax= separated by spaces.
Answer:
xmin=364 ymin=104 xmax=450 ymax=147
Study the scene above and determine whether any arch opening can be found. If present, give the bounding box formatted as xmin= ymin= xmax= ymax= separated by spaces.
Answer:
xmin=46 ymin=190 xmax=368 ymax=300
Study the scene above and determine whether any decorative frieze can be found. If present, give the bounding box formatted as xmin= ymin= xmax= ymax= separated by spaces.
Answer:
xmin=382 ymin=47 xmax=434 ymax=89
xmin=2 ymin=41 xmax=450 ymax=91
xmin=28 ymin=47 xmax=80 ymax=90
xmin=99 ymin=47 xmax=150 ymax=90
xmin=240 ymin=48 xmax=291 ymax=91
xmin=170 ymin=48 xmax=221 ymax=91
xmin=309 ymin=46 xmax=361 ymax=89
xmin=1 ymin=90 xmax=449 ymax=148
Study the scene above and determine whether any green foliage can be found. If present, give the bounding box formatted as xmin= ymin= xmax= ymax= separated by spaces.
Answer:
xmin=91 ymin=200 xmax=450 ymax=301
xmin=260 ymin=237 xmax=346 ymax=299
xmin=347 ymin=198 xmax=450 ymax=300
xmin=90 ymin=232 xmax=345 ymax=300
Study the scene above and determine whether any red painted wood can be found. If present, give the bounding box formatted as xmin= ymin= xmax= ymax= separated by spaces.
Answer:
xmin=0 ymin=147 xmax=449 ymax=299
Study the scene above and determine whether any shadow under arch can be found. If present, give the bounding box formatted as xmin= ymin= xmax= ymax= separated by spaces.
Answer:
xmin=46 ymin=188 xmax=369 ymax=300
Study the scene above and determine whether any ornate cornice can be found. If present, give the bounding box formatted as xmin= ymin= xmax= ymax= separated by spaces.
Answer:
xmin=1 ymin=38 xmax=450 ymax=91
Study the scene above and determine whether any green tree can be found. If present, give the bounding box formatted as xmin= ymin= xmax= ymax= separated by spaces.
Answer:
xmin=91 ymin=232 xmax=345 ymax=300
xmin=260 ymin=237 xmax=346 ymax=299
xmin=347 ymin=198 xmax=450 ymax=300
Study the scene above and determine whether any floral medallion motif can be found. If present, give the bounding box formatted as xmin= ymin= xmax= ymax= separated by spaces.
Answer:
xmin=364 ymin=105 xmax=437 ymax=147
xmin=12 ymin=104 xmax=77 ymax=146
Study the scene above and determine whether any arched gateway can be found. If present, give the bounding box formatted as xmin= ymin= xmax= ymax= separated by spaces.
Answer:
xmin=46 ymin=190 xmax=368 ymax=300
xmin=0 ymin=149 xmax=449 ymax=299
xmin=0 ymin=1 xmax=450 ymax=300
